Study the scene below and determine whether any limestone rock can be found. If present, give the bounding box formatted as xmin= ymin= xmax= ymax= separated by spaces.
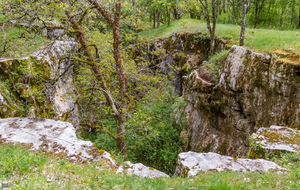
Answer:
xmin=248 ymin=126 xmax=300 ymax=158
xmin=132 ymin=32 xmax=227 ymax=95
xmin=0 ymin=40 xmax=79 ymax=128
xmin=174 ymin=151 xmax=286 ymax=177
xmin=0 ymin=93 xmax=8 ymax=114
xmin=0 ymin=117 xmax=114 ymax=165
xmin=116 ymin=161 xmax=169 ymax=178
xmin=180 ymin=45 xmax=300 ymax=157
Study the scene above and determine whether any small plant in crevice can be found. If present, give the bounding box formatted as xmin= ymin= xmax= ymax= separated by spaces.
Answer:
xmin=200 ymin=50 xmax=229 ymax=83
xmin=247 ymin=135 xmax=265 ymax=159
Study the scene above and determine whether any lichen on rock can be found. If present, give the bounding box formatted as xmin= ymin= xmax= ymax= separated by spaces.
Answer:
xmin=174 ymin=151 xmax=286 ymax=177
xmin=179 ymin=45 xmax=300 ymax=157
xmin=0 ymin=40 xmax=79 ymax=128
xmin=248 ymin=125 xmax=300 ymax=159
xmin=0 ymin=117 xmax=114 ymax=166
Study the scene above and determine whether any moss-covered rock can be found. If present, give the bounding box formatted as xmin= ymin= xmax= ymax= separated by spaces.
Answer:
xmin=181 ymin=45 xmax=300 ymax=157
xmin=248 ymin=126 xmax=300 ymax=159
xmin=0 ymin=41 xmax=79 ymax=128
xmin=131 ymin=32 xmax=228 ymax=95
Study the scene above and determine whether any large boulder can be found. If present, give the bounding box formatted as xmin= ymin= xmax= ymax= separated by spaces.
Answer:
xmin=0 ymin=117 xmax=115 ymax=166
xmin=116 ymin=161 xmax=169 ymax=178
xmin=248 ymin=125 xmax=300 ymax=158
xmin=175 ymin=151 xmax=287 ymax=177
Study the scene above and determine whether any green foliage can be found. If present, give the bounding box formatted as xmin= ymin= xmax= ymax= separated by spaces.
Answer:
xmin=82 ymin=91 xmax=181 ymax=175
xmin=126 ymin=93 xmax=181 ymax=175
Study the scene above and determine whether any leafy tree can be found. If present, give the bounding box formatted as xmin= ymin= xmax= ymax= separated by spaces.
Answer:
xmin=1 ymin=0 xmax=171 ymax=160
xmin=197 ymin=0 xmax=221 ymax=56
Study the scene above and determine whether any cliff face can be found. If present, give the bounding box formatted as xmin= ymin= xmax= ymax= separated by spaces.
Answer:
xmin=181 ymin=45 xmax=300 ymax=157
xmin=0 ymin=40 xmax=79 ymax=128
xmin=132 ymin=32 xmax=227 ymax=94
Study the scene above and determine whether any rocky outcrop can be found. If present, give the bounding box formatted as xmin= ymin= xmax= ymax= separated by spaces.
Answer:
xmin=180 ymin=45 xmax=300 ymax=157
xmin=175 ymin=151 xmax=287 ymax=177
xmin=116 ymin=161 xmax=169 ymax=178
xmin=0 ymin=117 xmax=115 ymax=165
xmin=248 ymin=126 xmax=300 ymax=158
xmin=0 ymin=40 xmax=79 ymax=128
xmin=132 ymin=32 xmax=227 ymax=94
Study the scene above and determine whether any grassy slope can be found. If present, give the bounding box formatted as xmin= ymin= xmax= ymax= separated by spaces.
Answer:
xmin=0 ymin=13 xmax=49 ymax=58
xmin=139 ymin=19 xmax=300 ymax=53
xmin=1 ymin=143 xmax=300 ymax=190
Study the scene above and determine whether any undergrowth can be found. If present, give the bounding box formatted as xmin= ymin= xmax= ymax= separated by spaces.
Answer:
xmin=83 ymin=93 xmax=182 ymax=175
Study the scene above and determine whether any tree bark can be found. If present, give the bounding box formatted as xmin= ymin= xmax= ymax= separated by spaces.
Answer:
xmin=253 ymin=0 xmax=265 ymax=28
xmin=168 ymin=8 xmax=171 ymax=26
xmin=157 ymin=8 xmax=160 ymax=28
xmin=279 ymin=5 xmax=286 ymax=27
xmin=173 ymin=7 xmax=178 ymax=20
xmin=86 ymin=0 xmax=128 ymax=160
xmin=298 ymin=8 xmax=300 ymax=29
xmin=153 ymin=11 xmax=156 ymax=28
xmin=199 ymin=0 xmax=220 ymax=56
xmin=291 ymin=0 xmax=295 ymax=26
xmin=230 ymin=0 xmax=235 ymax=24
xmin=240 ymin=0 xmax=249 ymax=46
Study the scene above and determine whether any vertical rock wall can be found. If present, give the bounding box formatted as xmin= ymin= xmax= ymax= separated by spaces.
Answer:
xmin=132 ymin=32 xmax=227 ymax=95
xmin=0 ymin=40 xmax=79 ymax=129
xmin=181 ymin=45 xmax=300 ymax=157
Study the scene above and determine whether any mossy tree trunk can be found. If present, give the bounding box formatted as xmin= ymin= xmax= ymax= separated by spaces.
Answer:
xmin=61 ymin=0 xmax=129 ymax=160
xmin=199 ymin=0 xmax=220 ymax=56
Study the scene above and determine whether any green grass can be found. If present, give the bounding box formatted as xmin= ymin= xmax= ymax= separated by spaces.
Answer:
xmin=0 ymin=11 xmax=49 ymax=58
xmin=139 ymin=18 xmax=300 ymax=53
xmin=2 ymin=142 xmax=300 ymax=189
xmin=0 ymin=25 xmax=49 ymax=58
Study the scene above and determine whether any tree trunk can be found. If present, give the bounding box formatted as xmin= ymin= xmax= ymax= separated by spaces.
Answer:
xmin=240 ymin=0 xmax=249 ymax=46
xmin=297 ymin=8 xmax=300 ymax=29
xmin=116 ymin=114 xmax=128 ymax=160
xmin=190 ymin=10 xmax=195 ymax=18
xmin=210 ymin=0 xmax=219 ymax=56
xmin=253 ymin=0 xmax=265 ymax=28
xmin=85 ymin=0 xmax=129 ymax=159
xmin=201 ymin=0 xmax=220 ymax=56
xmin=298 ymin=8 xmax=300 ymax=29
xmin=231 ymin=0 xmax=235 ymax=24
xmin=168 ymin=8 xmax=171 ymax=26
xmin=253 ymin=6 xmax=259 ymax=28
xmin=279 ymin=5 xmax=286 ymax=27
xmin=157 ymin=8 xmax=160 ymax=28
xmin=173 ymin=7 xmax=178 ymax=19
xmin=291 ymin=0 xmax=295 ymax=26
xmin=153 ymin=11 xmax=156 ymax=28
